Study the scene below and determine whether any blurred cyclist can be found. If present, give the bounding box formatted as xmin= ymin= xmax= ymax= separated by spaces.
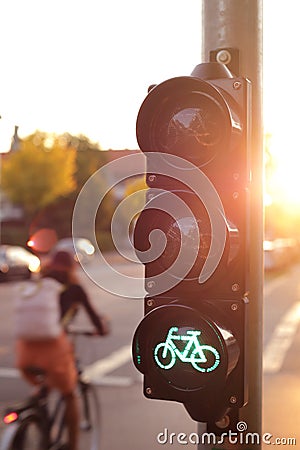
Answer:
xmin=15 ymin=250 xmax=110 ymax=450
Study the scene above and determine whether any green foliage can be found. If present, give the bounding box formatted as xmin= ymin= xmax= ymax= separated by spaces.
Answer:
xmin=60 ymin=133 xmax=114 ymax=239
xmin=1 ymin=132 xmax=77 ymax=215
xmin=123 ymin=175 xmax=147 ymax=226
xmin=1 ymin=131 xmax=115 ymax=247
xmin=61 ymin=133 xmax=108 ymax=189
xmin=95 ymin=230 xmax=114 ymax=252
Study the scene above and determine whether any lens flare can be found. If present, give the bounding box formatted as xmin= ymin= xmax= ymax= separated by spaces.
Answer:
xmin=27 ymin=228 xmax=58 ymax=253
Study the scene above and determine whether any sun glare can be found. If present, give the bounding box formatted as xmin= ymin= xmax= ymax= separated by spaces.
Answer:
xmin=265 ymin=132 xmax=300 ymax=210
xmin=269 ymin=166 xmax=300 ymax=206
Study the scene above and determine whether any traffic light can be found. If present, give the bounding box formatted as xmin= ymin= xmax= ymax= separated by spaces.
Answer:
xmin=132 ymin=62 xmax=250 ymax=425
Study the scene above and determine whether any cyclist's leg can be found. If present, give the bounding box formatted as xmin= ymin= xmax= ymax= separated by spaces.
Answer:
xmin=18 ymin=368 xmax=39 ymax=387
xmin=77 ymin=380 xmax=101 ymax=450
xmin=15 ymin=336 xmax=79 ymax=449
xmin=64 ymin=391 xmax=79 ymax=450
xmin=47 ymin=350 xmax=78 ymax=450
xmin=24 ymin=335 xmax=79 ymax=450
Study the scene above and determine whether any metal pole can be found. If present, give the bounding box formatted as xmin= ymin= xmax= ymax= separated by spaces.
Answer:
xmin=199 ymin=1 xmax=264 ymax=449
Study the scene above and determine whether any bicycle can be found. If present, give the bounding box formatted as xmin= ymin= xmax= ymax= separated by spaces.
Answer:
xmin=154 ymin=326 xmax=220 ymax=373
xmin=1 ymin=329 xmax=101 ymax=450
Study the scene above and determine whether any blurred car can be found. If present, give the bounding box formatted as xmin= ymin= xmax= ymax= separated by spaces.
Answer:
xmin=0 ymin=245 xmax=41 ymax=281
xmin=52 ymin=238 xmax=95 ymax=264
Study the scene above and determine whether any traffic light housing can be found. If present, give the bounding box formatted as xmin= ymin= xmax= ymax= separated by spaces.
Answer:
xmin=133 ymin=297 xmax=247 ymax=423
xmin=132 ymin=62 xmax=250 ymax=425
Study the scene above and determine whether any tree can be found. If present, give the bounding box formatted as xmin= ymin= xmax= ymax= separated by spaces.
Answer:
xmin=124 ymin=176 xmax=147 ymax=211
xmin=1 ymin=131 xmax=77 ymax=218
xmin=62 ymin=133 xmax=107 ymax=189
xmin=123 ymin=176 xmax=147 ymax=236
xmin=60 ymin=133 xmax=115 ymax=238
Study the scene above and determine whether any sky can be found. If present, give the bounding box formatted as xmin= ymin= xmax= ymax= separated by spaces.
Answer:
xmin=0 ymin=0 xmax=202 ymax=151
xmin=0 ymin=0 xmax=300 ymax=188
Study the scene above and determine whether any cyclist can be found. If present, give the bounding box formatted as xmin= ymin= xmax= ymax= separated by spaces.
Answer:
xmin=15 ymin=250 xmax=110 ymax=450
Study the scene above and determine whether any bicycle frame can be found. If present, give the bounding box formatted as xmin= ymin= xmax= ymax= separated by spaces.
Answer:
xmin=1 ymin=328 xmax=102 ymax=450
xmin=2 ymin=386 xmax=55 ymax=450
xmin=154 ymin=326 xmax=221 ymax=373
xmin=162 ymin=326 xmax=208 ymax=363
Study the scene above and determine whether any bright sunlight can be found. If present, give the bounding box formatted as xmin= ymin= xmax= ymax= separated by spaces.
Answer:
xmin=265 ymin=131 xmax=300 ymax=209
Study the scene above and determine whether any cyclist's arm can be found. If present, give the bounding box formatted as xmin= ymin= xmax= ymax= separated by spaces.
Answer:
xmin=67 ymin=284 xmax=110 ymax=336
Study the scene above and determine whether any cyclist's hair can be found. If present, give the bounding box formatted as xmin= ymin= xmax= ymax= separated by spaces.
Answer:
xmin=42 ymin=251 xmax=77 ymax=285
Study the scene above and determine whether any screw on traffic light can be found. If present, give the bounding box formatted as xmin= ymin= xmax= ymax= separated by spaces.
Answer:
xmin=132 ymin=62 xmax=251 ymax=427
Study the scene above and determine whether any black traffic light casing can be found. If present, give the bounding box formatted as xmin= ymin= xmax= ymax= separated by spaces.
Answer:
xmin=132 ymin=62 xmax=250 ymax=424
xmin=133 ymin=296 xmax=248 ymax=423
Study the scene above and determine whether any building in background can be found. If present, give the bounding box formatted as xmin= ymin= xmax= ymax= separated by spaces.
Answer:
xmin=0 ymin=126 xmax=23 ymax=233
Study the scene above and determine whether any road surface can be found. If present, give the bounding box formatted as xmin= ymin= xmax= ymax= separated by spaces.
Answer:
xmin=0 ymin=254 xmax=299 ymax=449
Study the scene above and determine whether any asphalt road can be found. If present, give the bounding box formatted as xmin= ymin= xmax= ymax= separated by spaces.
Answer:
xmin=0 ymin=255 xmax=299 ymax=449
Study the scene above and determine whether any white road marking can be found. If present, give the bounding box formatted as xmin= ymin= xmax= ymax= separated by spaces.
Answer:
xmin=0 ymin=368 xmax=19 ymax=378
xmin=91 ymin=375 xmax=133 ymax=387
xmin=83 ymin=344 xmax=132 ymax=379
xmin=263 ymin=301 xmax=300 ymax=374
xmin=0 ymin=344 xmax=134 ymax=386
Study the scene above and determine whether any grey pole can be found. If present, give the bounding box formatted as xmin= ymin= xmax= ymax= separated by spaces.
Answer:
xmin=199 ymin=1 xmax=264 ymax=449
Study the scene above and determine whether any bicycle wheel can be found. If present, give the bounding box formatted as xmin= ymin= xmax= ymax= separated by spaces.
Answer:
xmin=77 ymin=380 xmax=101 ymax=450
xmin=153 ymin=343 xmax=176 ymax=370
xmin=191 ymin=345 xmax=220 ymax=373
xmin=3 ymin=415 xmax=46 ymax=450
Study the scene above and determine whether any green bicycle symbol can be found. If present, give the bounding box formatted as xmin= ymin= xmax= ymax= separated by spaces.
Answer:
xmin=154 ymin=326 xmax=220 ymax=373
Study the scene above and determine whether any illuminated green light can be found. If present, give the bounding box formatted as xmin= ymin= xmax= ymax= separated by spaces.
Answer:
xmin=154 ymin=326 xmax=220 ymax=373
